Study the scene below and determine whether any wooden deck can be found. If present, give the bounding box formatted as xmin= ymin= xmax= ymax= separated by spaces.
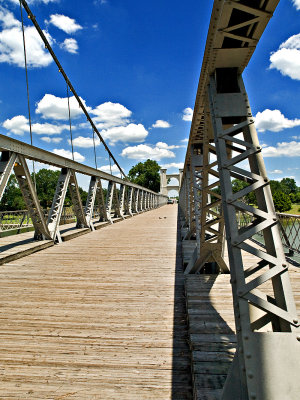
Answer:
xmin=0 ymin=205 xmax=192 ymax=400
xmin=0 ymin=205 xmax=299 ymax=400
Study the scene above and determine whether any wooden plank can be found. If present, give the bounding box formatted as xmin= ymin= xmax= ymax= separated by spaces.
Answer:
xmin=0 ymin=204 xmax=192 ymax=399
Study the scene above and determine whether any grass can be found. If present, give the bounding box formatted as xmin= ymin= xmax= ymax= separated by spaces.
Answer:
xmin=284 ymin=204 xmax=300 ymax=215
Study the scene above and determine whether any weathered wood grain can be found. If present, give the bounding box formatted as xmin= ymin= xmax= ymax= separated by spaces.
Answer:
xmin=0 ymin=204 xmax=192 ymax=399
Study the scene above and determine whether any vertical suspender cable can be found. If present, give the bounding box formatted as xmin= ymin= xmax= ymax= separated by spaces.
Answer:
xmin=19 ymin=0 xmax=36 ymax=187
xmin=67 ymin=84 xmax=74 ymax=161
xmin=92 ymin=129 xmax=98 ymax=170
xmin=109 ymin=155 xmax=112 ymax=175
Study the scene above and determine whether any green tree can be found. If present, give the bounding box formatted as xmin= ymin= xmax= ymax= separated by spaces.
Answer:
xmin=280 ymin=178 xmax=297 ymax=195
xmin=269 ymin=180 xmax=283 ymax=195
xmin=0 ymin=175 xmax=25 ymax=211
xmin=128 ymin=159 xmax=160 ymax=192
xmin=34 ymin=169 xmax=61 ymax=208
xmin=273 ymin=191 xmax=292 ymax=212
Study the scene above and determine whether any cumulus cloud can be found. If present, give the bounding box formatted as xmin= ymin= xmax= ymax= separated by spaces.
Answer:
xmin=255 ymin=109 xmax=300 ymax=132
xmin=2 ymin=115 xmax=28 ymax=135
xmin=98 ymin=164 xmax=120 ymax=174
xmin=6 ymin=0 xmax=59 ymax=4
xmin=36 ymin=94 xmax=90 ymax=120
xmin=69 ymin=136 xmax=101 ymax=148
xmin=152 ymin=120 xmax=171 ymax=128
xmin=182 ymin=107 xmax=193 ymax=121
xmin=101 ymin=123 xmax=148 ymax=145
xmin=53 ymin=148 xmax=85 ymax=162
xmin=48 ymin=14 xmax=82 ymax=34
xmin=60 ymin=38 xmax=78 ymax=54
xmin=0 ymin=6 xmax=53 ymax=68
xmin=292 ymin=0 xmax=300 ymax=10
xmin=91 ymin=102 xmax=132 ymax=129
xmin=161 ymin=162 xmax=184 ymax=169
xmin=181 ymin=138 xmax=189 ymax=143
xmin=269 ymin=33 xmax=300 ymax=80
xmin=2 ymin=115 xmax=70 ymax=135
xmin=262 ymin=141 xmax=300 ymax=157
xmin=121 ymin=142 xmax=176 ymax=161
xmin=40 ymin=136 xmax=62 ymax=143
xmin=269 ymin=169 xmax=283 ymax=174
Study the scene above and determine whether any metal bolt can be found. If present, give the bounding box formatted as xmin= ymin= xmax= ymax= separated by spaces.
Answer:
xmin=238 ymin=290 xmax=243 ymax=296
xmin=264 ymin=178 xmax=268 ymax=182
xmin=282 ymin=263 xmax=287 ymax=268
xmin=246 ymin=353 xmax=251 ymax=359
xmin=293 ymin=318 xmax=298 ymax=324
xmin=256 ymin=146 xmax=261 ymax=150
xmin=244 ymin=336 xmax=249 ymax=340
xmin=297 ymin=336 xmax=300 ymax=342
xmin=248 ymin=372 xmax=253 ymax=379
xmin=250 ymin=394 xmax=257 ymax=400
xmin=230 ymin=278 xmax=236 ymax=284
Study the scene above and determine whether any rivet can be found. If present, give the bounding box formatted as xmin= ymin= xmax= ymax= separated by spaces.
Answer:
xmin=248 ymin=372 xmax=253 ymax=379
xmin=282 ymin=263 xmax=287 ymax=268
xmin=246 ymin=353 xmax=251 ymax=359
xmin=264 ymin=178 xmax=268 ymax=182
xmin=244 ymin=336 xmax=249 ymax=340
xmin=250 ymin=394 xmax=256 ymax=400
xmin=238 ymin=290 xmax=243 ymax=296
xmin=293 ymin=319 xmax=298 ymax=324
xmin=297 ymin=335 xmax=300 ymax=341
xmin=256 ymin=146 xmax=261 ymax=150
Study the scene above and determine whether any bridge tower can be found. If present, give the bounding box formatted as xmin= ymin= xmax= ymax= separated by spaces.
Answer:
xmin=160 ymin=168 xmax=183 ymax=197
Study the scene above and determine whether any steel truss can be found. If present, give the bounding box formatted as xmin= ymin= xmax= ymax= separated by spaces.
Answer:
xmin=179 ymin=0 xmax=299 ymax=397
xmin=0 ymin=137 xmax=167 ymax=243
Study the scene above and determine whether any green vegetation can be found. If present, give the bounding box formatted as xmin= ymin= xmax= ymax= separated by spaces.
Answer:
xmin=128 ymin=159 xmax=161 ymax=192
xmin=0 ymin=169 xmax=88 ymax=212
xmin=212 ymin=177 xmax=300 ymax=214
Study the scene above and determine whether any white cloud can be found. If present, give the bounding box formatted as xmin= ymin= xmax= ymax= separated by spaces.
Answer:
xmin=53 ymin=148 xmax=85 ymax=162
xmin=40 ymin=136 xmax=62 ymax=143
xmin=152 ymin=120 xmax=171 ymax=128
xmin=2 ymin=115 xmax=28 ymax=135
xmin=182 ymin=107 xmax=193 ymax=121
xmin=291 ymin=135 xmax=300 ymax=139
xmin=98 ymin=164 xmax=120 ymax=174
xmin=269 ymin=33 xmax=300 ymax=80
xmin=292 ymin=0 xmax=300 ymax=10
xmin=69 ymin=136 xmax=101 ymax=148
xmin=2 ymin=115 xmax=70 ymax=135
xmin=0 ymin=6 xmax=53 ymax=68
xmin=156 ymin=141 xmax=183 ymax=149
xmin=269 ymin=169 xmax=283 ymax=174
xmin=255 ymin=109 xmax=300 ymax=132
xmin=161 ymin=162 xmax=184 ymax=169
xmin=121 ymin=142 xmax=176 ymax=161
xmin=262 ymin=141 xmax=300 ymax=157
xmin=181 ymin=138 xmax=189 ymax=143
xmin=101 ymin=123 xmax=148 ymax=145
xmin=60 ymin=38 xmax=78 ymax=54
xmin=6 ymin=0 xmax=59 ymax=4
xmin=36 ymin=93 xmax=91 ymax=120
xmin=91 ymin=102 xmax=132 ymax=129
xmin=48 ymin=14 xmax=82 ymax=34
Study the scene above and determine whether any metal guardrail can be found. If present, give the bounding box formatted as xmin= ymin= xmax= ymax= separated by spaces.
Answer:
xmin=0 ymin=207 xmax=77 ymax=234
xmin=237 ymin=211 xmax=300 ymax=255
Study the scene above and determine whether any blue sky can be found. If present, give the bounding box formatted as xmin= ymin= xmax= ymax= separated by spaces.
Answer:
xmin=0 ymin=0 xmax=299 ymax=190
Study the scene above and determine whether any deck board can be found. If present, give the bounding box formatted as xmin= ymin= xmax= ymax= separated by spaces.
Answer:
xmin=0 ymin=205 xmax=192 ymax=400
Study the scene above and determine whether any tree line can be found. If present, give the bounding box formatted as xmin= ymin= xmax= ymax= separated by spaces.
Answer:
xmin=0 ymin=160 xmax=299 ymax=214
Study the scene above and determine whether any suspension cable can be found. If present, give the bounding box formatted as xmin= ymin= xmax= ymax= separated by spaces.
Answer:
xmin=19 ymin=0 xmax=36 ymax=187
xmin=92 ymin=129 xmax=98 ymax=170
xmin=109 ymin=155 xmax=112 ymax=175
xmin=66 ymin=84 xmax=74 ymax=161
xmin=19 ymin=0 xmax=126 ymax=180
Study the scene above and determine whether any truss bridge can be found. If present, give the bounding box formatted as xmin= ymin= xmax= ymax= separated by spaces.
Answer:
xmin=0 ymin=1 xmax=299 ymax=399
